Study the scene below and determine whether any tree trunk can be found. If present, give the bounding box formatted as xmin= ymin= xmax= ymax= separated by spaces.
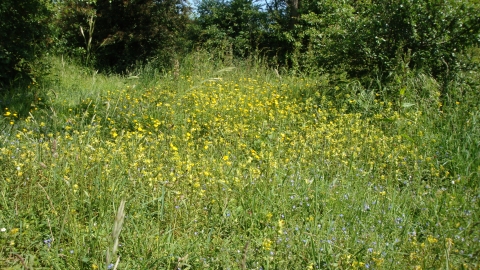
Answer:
xmin=288 ymin=0 xmax=299 ymax=30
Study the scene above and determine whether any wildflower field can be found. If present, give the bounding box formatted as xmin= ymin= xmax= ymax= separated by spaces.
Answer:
xmin=0 ymin=55 xmax=479 ymax=269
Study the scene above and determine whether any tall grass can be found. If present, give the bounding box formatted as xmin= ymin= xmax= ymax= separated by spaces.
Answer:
xmin=0 ymin=52 xmax=479 ymax=269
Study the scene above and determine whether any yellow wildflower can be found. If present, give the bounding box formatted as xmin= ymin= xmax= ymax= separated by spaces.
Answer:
xmin=262 ymin=239 xmax=272 ymax=251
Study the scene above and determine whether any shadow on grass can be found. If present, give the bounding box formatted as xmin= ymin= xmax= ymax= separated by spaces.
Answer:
xmin=0 ymin=78 xmax=53 ymax=136
xmin=0 ymin=79 xmax=52 ymax=118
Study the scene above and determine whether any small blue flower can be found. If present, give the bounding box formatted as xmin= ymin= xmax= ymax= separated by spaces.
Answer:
xmin=43 ymin=238 xmax=52 ymax=248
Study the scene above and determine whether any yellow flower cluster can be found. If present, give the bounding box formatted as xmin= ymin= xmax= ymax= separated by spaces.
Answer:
xmin=0 ymin=76 xmax=448 ymax=200
xmin=1 ymin=72 xmax=468 ymax=268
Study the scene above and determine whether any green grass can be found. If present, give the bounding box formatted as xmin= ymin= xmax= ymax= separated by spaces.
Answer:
xmin=0 ymin=53 xmax=479 ymax=269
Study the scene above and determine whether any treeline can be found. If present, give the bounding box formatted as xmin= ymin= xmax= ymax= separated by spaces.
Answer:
xmin=1 ymin=0 xmax=479 ymax=86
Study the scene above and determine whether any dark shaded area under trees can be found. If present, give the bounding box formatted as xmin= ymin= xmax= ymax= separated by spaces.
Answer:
xmin=56 ymin=0 xmax=190 ymax=72
xmin=0 ymin=0 xmax=52 ymax=86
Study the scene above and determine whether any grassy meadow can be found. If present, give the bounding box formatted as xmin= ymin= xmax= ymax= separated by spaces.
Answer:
xmin=0 ymin=53 xmax=479 ymax=269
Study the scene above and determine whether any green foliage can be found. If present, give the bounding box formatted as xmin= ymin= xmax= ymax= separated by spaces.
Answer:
xmin=56 ymin=0 xmax=191 ymax=72
xmin=0 ymin=0 xmax=53 ymax=86
xmin=193 ymin=0 xmax=267 ymax=58
xmin=190 ymin=0 xmax=480 ymax=80
xmin=291 ymin=0 xmax=480 ymax=79
xmin=53 ymin=0 xmax=96 ymax=62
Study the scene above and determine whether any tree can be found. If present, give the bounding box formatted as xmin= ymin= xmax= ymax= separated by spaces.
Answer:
xmin=193 ymin=0 xmax=267 ymax=58
xmin=0 ymin=0 xmax=53 ymax=86
xmin=287 ymin=0 xmax=480 ymax=78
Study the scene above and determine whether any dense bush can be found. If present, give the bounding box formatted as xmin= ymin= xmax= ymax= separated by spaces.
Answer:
xmin=0 ymin=0 xmax=53 ymax=86
xmin=3 ymin=0 xmax=478 ymax=84
xmin=294 ymin=0 xmax=480 ymax=79
xmin=193 ymin=0 xmax=267 ymax=59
